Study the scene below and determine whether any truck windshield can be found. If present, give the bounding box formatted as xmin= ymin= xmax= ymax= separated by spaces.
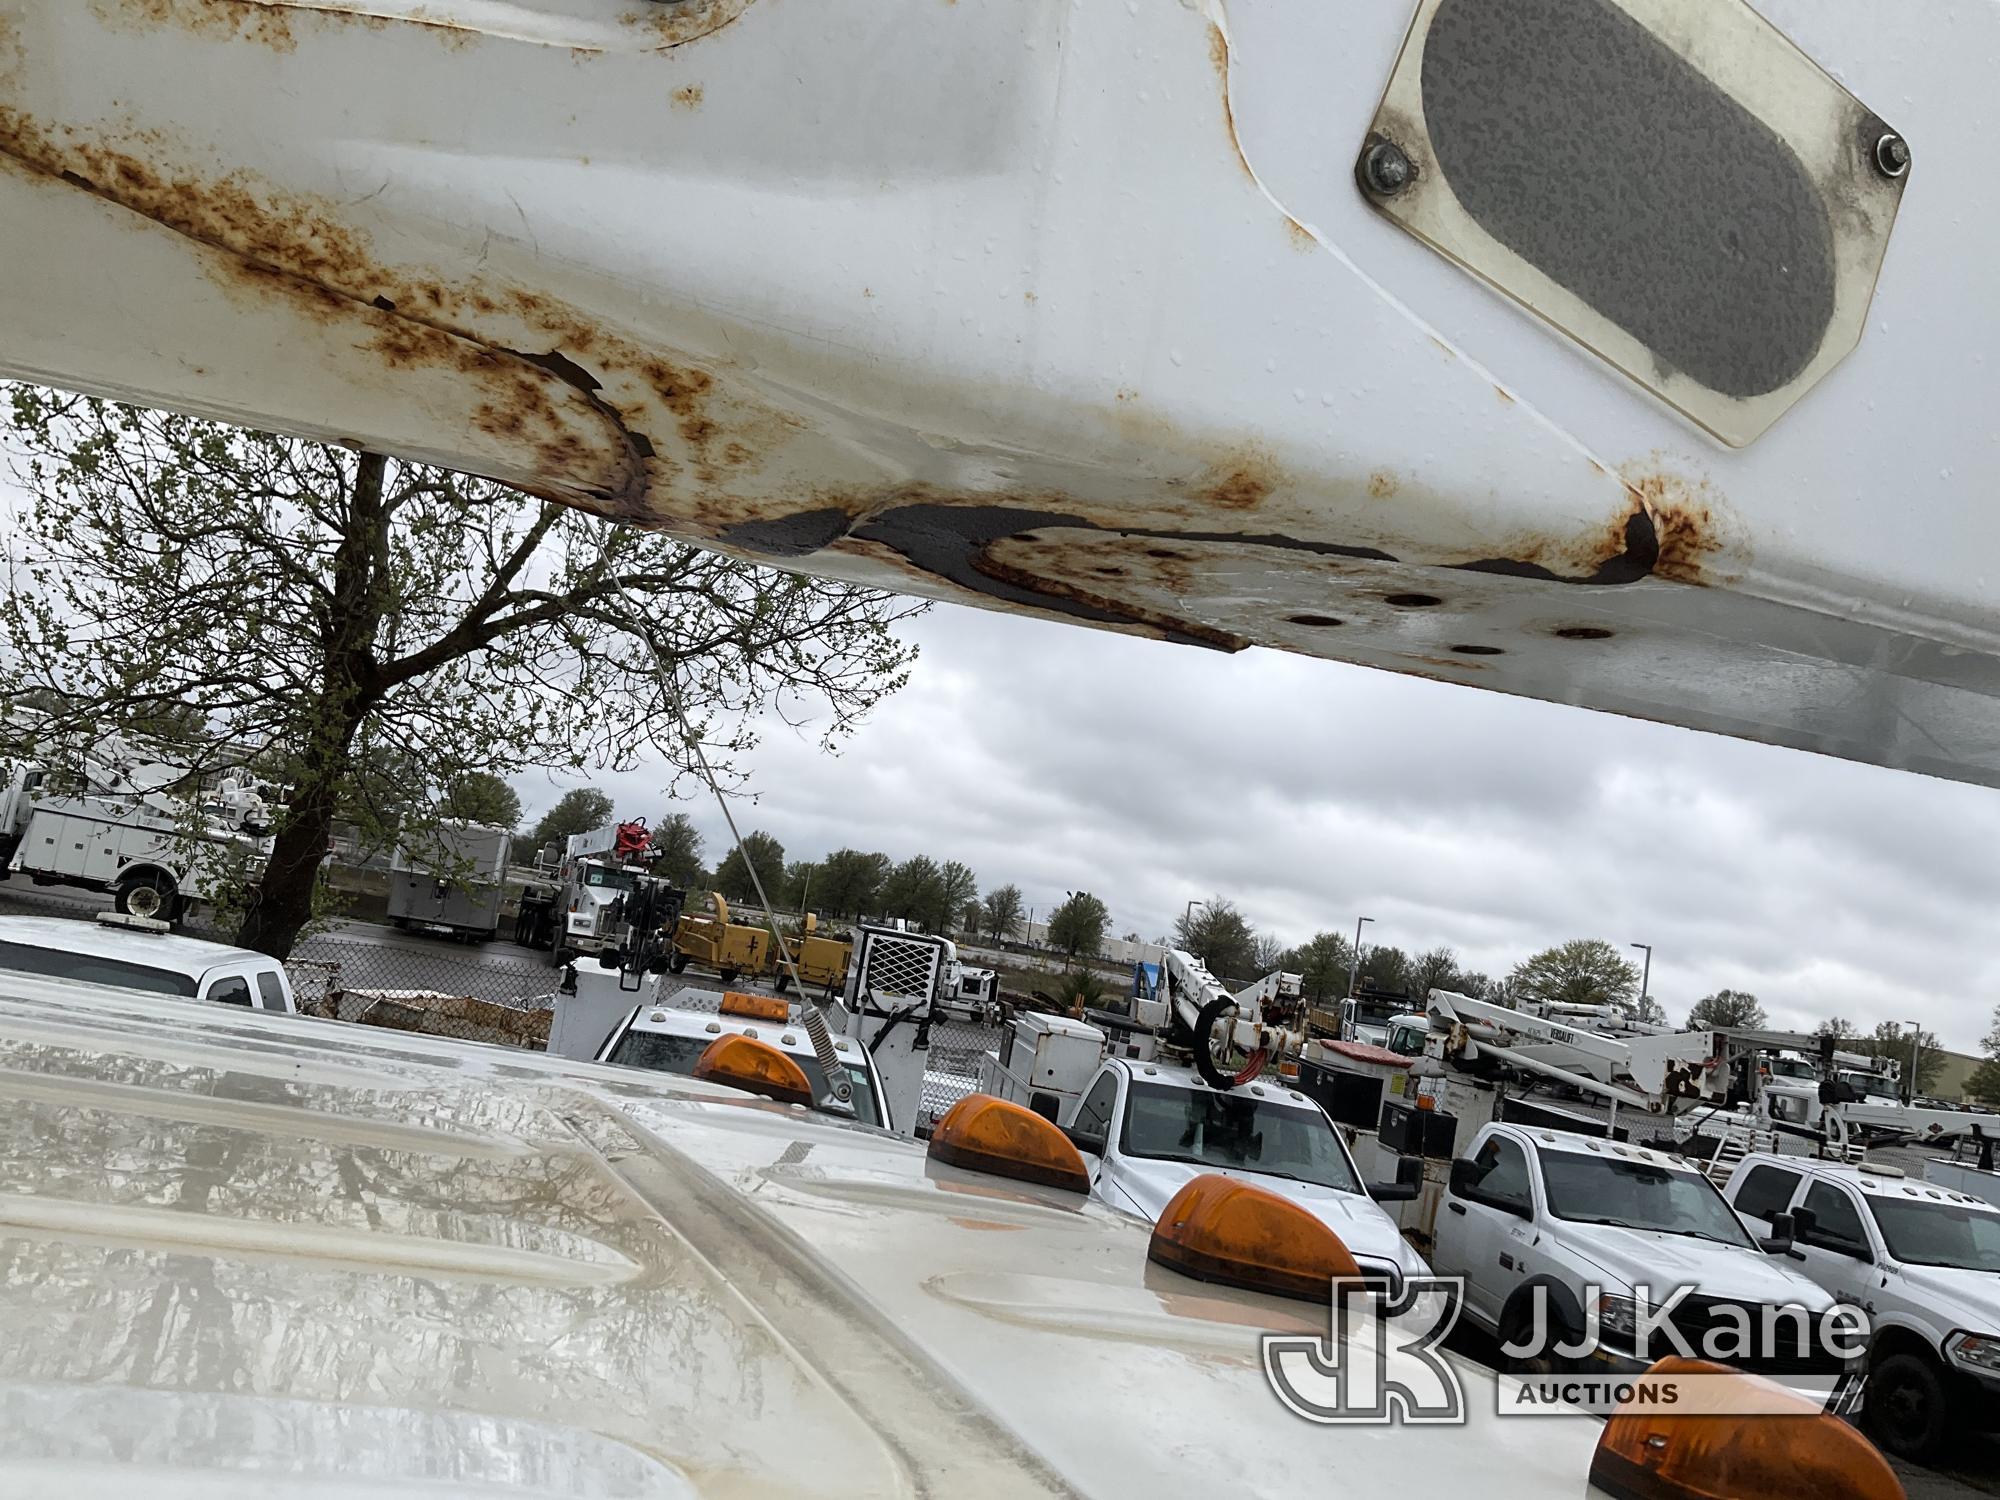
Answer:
xmin=584 ymin=867 xmax=638 ymax=891
xmin=1539 ymin=1150 xmax=1756 ymax=1249
xmin=604 ymin=1027 xmax=881 ymax=1128
xmin=0 ymin=940 xmax=197 ymax=997
xmin=1120 ymin=1083 xmax=1361 ymax=1193
xmin=1867 ymin=1197 xmax=2000 ymax=1271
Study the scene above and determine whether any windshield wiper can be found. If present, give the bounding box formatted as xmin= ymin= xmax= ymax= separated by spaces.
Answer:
xmin=1651 ymin=1227 xmax=1749 ymax=1248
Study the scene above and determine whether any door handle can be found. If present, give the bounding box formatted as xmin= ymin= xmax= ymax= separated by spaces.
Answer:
xmin=1447 ymin=1202 xmax=1466 ymax=1216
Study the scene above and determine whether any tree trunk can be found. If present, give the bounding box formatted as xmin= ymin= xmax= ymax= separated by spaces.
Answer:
xmin=234 ymin=452 xmax=391 ymax=959
xmin=234 ymin=768 xmax=344 ymax=959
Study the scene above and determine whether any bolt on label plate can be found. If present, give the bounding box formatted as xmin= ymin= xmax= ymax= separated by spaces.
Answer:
xmin=1358 ymin=0 xmax=1909 ymax=448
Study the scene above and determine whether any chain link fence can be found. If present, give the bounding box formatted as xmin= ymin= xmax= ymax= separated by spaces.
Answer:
xmin=0 ymin=886 xmax=561 ymax=1050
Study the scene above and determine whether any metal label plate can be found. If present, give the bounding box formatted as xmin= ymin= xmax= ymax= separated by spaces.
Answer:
xmin=1358 ymin=0 xmax=1909 ymax=447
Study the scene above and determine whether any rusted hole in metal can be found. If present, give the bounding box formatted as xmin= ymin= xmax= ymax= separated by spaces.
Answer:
xmin=1384 ymin=593 xmax=1442 ymax=608
xmin=1288 ymin=614 xmax=1344 ymax=628
xmin=1555 ymin=626 xmax=1615 ymax=640
xmin=1449 ymin=644 xmax=1504 ymax=656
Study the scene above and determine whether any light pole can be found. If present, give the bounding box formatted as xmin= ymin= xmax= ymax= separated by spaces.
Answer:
xmin=1630 ymin=942 xmax=1652 ymax=1016
xmin=1182 ymin=899 xmax=1206 ymax=959
xmin=1903 ymin=1021 xmax=1923 ymax=1104
xmin=1347 ymin=916 xmax=1374 ymax=999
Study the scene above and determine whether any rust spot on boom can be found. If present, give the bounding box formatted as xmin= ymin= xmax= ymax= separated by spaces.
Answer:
xmin=1204 ymin=464 xmax=1275 ymax=512
xmin=101 ymin=0 xmax=298 ymax=53
xmin=1450 ymin=464 xmax=1735 ymax=588
xmin=0 ymin=109 xmax=803 ymax=517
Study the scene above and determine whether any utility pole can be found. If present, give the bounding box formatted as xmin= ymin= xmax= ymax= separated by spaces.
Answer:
xmin=1630 ymin=942 xmax=1652 ymax=1017
xmin=1904 ymin=1021 xmax=1923 ymax=1104
xmin=1347 ymin=916 xmax=1374 ymax=999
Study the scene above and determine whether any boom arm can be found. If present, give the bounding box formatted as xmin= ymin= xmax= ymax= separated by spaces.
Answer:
xmin=3 ymin=1 xmax=1999 ymax=782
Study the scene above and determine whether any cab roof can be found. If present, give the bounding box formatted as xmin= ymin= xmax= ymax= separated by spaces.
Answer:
xmin=0 ymin=970 xmax=1600 ymax=1496
xmin=1109 ymin=1056 xmax=1321 ymax=1110
xmin=1742 ymin=1153 xmax=1999 ymax=1211
xmin=617 ymin=998 xmax=866 ymax=1059
xmin=0 ymin=914 xmax=273 ymax=978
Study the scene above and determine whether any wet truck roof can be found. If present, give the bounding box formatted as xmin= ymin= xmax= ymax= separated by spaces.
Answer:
xmin=0 ymin=972 xmax=1604 ymax=1497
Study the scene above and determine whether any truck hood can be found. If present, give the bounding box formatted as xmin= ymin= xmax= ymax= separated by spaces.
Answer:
xmin=1893 ymin=1263 xmax=2000 ymax=1329
xmin=1106 ymin=1157 xmax=1425 ymax=1277
xmin=0 ymin=974 xmax=1592 ymax=1498
xmin=1563 ymin=1224 xmax=1837 ymax=1310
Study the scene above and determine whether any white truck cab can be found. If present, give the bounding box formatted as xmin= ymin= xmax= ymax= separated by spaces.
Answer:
xmin=594 ymin=991 xmax=892 ymax=1131
xmin=0 ymin=968 xmax=1659 ymax=1499
xmin=1433 ymin=1124 xmax=1849 ymax=1391
xmin=0 ymin=913 xmax=295 ymax=1013
xmin=1723 ymin=1153 xmax=2000 ymax=1460
xmin=1060 ymin=1057 xmax=1432 ymax=1291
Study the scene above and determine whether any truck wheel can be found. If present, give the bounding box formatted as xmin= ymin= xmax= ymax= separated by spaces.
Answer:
xmin=668 ymin=952 xmax=689 ymax=974
xmin=720 ymin=967 xmax=740 ymax=984
xmin=1498 ymin=1295 xmax=1580 ymax=1378
xmin=1865 ymin=1351 xmax=1950 ymax=1461
xmin=775 ymin=972 xmax=792 ymax=994
xmin=114 ymin=873 xmax=178 ymax=921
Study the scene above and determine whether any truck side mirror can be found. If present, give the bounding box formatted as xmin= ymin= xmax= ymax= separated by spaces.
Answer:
xmin=1760 ymin=1210 xmax=1805 ymax=1260
xmin=1370 ymin=1154 xmax=1425 ymax=1202
xmin=1448 ymin=1157 xmax=1480 ymax=1199
xmin=1064 ymin=1125 xmax=1108 ymax=1157
xmin=1789 ymin=1205 xmax=1818 ymax=1239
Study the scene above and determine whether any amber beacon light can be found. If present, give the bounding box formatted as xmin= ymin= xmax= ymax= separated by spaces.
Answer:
xmin=1591 ymin=1357 xmax=1905 ymax=1500
xmin=692 ymin=1034 xmax=815 ymax=1108
xmin=1148 ymin=1174 xmax=1362 ymax=1301
xmin=927 ymin=1095 xmax=1091 ymax=1192
xmin=719 ymin=991 xmax=790 ymax=1023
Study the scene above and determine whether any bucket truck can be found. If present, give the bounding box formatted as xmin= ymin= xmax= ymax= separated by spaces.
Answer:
xmin=0 ymin=733 xmax=279 ymax=922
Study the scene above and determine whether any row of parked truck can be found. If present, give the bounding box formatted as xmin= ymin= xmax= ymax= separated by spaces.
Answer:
xmin=543 ymin=935 xmax=1999 ymax=1465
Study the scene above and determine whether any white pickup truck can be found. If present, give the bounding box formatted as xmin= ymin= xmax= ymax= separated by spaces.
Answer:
xmin=1059 ymin=1057 xmax=1433 ymax=1292
xmin=1432 ymin=1123 xmax=1854 ymax=1392
xmin=1723 ymin=1153 xmax=2000 ymax=1461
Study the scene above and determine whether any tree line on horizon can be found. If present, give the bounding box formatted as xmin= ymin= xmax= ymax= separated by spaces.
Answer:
xmin=515 ymin=789 xmax=1993 ymax=1095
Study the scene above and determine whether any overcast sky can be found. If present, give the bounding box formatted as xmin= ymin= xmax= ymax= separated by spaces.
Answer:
xmin=517 ymin=598 xmax=2000 ymax=1056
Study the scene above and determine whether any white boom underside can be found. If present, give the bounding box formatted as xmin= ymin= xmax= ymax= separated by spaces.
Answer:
xmin=2 ymin=1 xmax=1996 ymax=781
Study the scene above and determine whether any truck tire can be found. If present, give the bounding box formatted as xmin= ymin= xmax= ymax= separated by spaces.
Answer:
xmin=668 ymin=952 xmax=689 ymax=974
xmin=1865 ymin=1350 xmax=1950 ymax=1461
xmin=720 ymin=967 xmax=740 ymax=984
xmin=775 ymin=972 xmax=792 ymax=994
xmin=1498 ymin=1284 xmax=1586 ymax=1377
xmin=114 ymin=871 xmax=179 ymax=922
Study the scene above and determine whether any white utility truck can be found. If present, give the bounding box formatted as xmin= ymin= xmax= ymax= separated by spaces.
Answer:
xmin=515 ymin=827 xmax=684 ymax=968
xmin=385 ymin=819 xmax=512 ymax=942
xmin=978 ymin=949 xmax=1429 ymax=1283
xmin=1725 ymin=1153 xmax=2000 ymax=1461
xmin=0 ymin=739 xmax=279 ymax=922
xmin=1433 ymin=1122 xmax=1852 ymax=1395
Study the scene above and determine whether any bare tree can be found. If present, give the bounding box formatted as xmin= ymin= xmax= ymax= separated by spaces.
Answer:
xmin=0 ymin=389 xmax=923 ymax=955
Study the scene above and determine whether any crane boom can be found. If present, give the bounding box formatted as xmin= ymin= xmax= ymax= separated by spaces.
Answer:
xmin=3 ymin=1 xmax=1997 ymax=781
